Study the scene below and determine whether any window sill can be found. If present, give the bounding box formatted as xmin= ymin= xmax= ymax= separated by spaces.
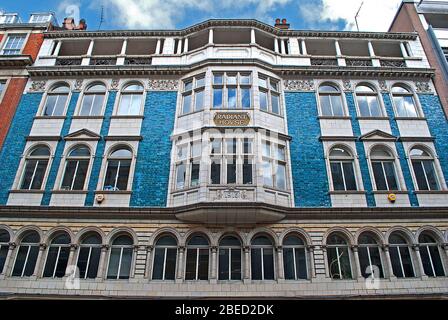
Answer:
xmin=356 ymin=116 xmax=390 ymax=120
xmin=328 ymin=190 xmax=366 ymax=195
xmin=262 ymin=185 xmax=289 ymax=194
xmin=413 ymin=190 xmax=448 ymax=195
xmin=172 ymin=186 xmax=201 ymax=193
xmin=372 ymin=190 xmax=408 ymax=194
xmin=318 ymin=116 xmax=351 ymax=120
xmin=110 ymin=115 xmax=144 ymax=119
xmin=259 ymin=109 xmax=283 ymax=119
xmin=52 ymin=190 xmax=89 ymax=194
xmin=178 ymin=109 xmax=204 ymax=118
xmin=72 ymin=116 xmax=105 ymax=120
xmin=394 ymin=117 xmax=426 ymax=121
xmin=9 ymin=189 xmax=45 ymax=194
xmin=33 ymin=116 xmax=66 ymax=120
xmin=95 ymin=190 xmax=133 ymax=195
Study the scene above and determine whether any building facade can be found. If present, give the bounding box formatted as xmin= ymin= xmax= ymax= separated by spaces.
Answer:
xmin=0 ymin=19 xmax=447 ymax=298
xmin=390 ymin=0 xmax=448 ymax=117
xmin=0 ymin=12 xmax=57 ymax=149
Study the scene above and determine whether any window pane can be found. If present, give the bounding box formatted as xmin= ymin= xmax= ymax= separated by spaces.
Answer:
xmin=263 ymin=161 xmax=273 ymax=187
xmin=0 ymin=246 xmax=8 ymax=274
xmin=412 ymin=160 xmax=429 ymax=190
xmin=118 ymin=248 xmax=132 ymax=279
xmin=330 ymin=162 xmax=344 ymax=191
xmin=368 ymin=96 xmax=382 ymax=117
xmin=240 ymin=74 xmax=251 ymax=85
xmin=12 ymin=246 xmax=29 ymax=276
xmin=230 ymin=248 xmax=241 ymax=280
xmin=182 ymin=93 xmax=192 ymax=114
xmin=72 ymin=160 xmax=89 ymax=190
xmin=195 ymin=77 xmax=205 ymax=88
xmin=393 ymin=97 xmax=406 ymax=117
xmin=43 ymin=95 xmax=57 ymax=116
xmin=276 ymin=145 xmax=286 ymax=161
xmin=198 ymin=249 xmax=209 ymax=280
xmin=276 ymin=163 xmax=286 ymax=190
xmin=176 ymin=163 xmax=186 ymax=189
xmin=423 ymin=160 xmax=439 ymax=191
xmin=184 ymin=81 xmax=193 ymax=91
xmin=342 ymin=162 xmax=357 ymax=190
xmin=213 ymin=74 xmax=223 ymax=85
xmin=241 ymin=88 xmax=251 ymax=109
xmin=185 ymin=249 xmax=197 ymax=280
xmin=330 ymin=95 xmax=344 ymax=116
xmin=211 ymin=139 xmax=221 ymax=154
xmin=357 ymin=96 xmax=370 ymax=117
xmin=118 ymin=95 xmax=131 ymax=115
xmin=211 ymin=160 xmax=221 ymax=184
xmin=86 ymin=247 xmax=101 ymax=279
xmin=283 ymin=248 xmax=295 ymax=280
xmin=327 ymin=247 xmax=340 ymax=279
xmin=226 ymin=139 xmax=236 ymax=154
xmin=259 ymin=91 xmax=268 ymax=111
xmin=53 ymin=95 xmax=68 ymax=116
xmin=20 ymin=160 xmax=37 ymax=189
xmin=243 ymin=138 xmax=252 ymax=154
xmin=271 ymin=94 xmax=280 ymax=114
xmin=80 ymin=95 xmax=94 ymax=116
xmin=295 ymin=248 xmax=307 ymax=280
xmin=213 ymin=89 xmax=223 ymax=108
xmin=383 ymin=162 xmax=398 ymax=190
xmin=152 ymin=248 xmax=165 ymax=280
xmin=227 ymin=88 xmax=237 ymax=108
xmin=43 ymin=247 xmax=59 ymax=277
xmin=219 ymin=248 xmax=229 ymax=280
xmin=258 ymin=77 xmax=267 ymax=88
xmin=195 ymin=90 xmax=204 ymax=111
xmin=372 ymin=162 xmax=387 ymax=191
xmin=320 ymin=95 xmax=332 ymax=116
xmin=190 ymin=162 xmax=200 ymax=187
xmin=251 ymin=248 xmax=262 ymax=280
xmin=339 ymin=247 xmax=352 ymax=279
xmin=403 ymin=96 xmax=418 ymax=117
xmin=243 ymin=157 xmax=253 ymax=185
xmin=165 ymin=248 xmax=177 ymax=280
xmin=227 ymin=75 xmax=237 ymax=85
xmin=227 ymin=157 xmax=236 ymax=184
xmin=359 ymin=247 xmax=370 ymax=278
xmin=104 ymin=160 xmax=119 ymax=190
xmin=54 ymin=246 xmax=70 ymax=278
xmin=116 ymin=160 xmax=131 ymax=191
xmin=399 ymin=247 xmax=415 ymax=278
xmin=263 ymin=248 xmax=275 ymax=280
xmin=29 ymin=160 xmax=48 ymax=190
xmin=429 ymin=246 xmax=445 ymax=277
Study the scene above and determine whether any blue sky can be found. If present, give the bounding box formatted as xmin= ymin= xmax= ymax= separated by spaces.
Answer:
xmin=1 ymin=0 xmax=404 ymax=32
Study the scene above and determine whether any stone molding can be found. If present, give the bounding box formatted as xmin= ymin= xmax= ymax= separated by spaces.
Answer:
xmin=147 ymin=79 xmax=179 ymax=91
xmin=283 ymin=80 xmax=315 ymax=91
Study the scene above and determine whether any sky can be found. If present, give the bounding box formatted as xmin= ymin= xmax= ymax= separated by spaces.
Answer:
xmin=0 ymin=0 xmax=411 ymax=32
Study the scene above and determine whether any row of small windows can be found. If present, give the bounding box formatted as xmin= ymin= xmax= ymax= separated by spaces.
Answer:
xmin=328 ymin=144 xmax=442 ymax=192
xmin=20 ymin=145 xmax=132 ymax=192
xmin=0 ymin=228 xmax=446 ymax=281
xmin=318 ymin=83 xmax=421 ymax=118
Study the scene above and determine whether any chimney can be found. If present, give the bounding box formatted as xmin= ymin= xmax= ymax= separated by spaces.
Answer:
xmin=77 ymin=19 xmax=87 ymax=30
xmin=62 ymin=17 xmax=87 ymax=30
xmin=274 ymin=18 xmax=290 ymax=30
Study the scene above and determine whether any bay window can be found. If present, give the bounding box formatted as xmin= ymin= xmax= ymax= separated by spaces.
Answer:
xmin=174 ymin=141 xmax=201 ymax=190
xmin=182 ymin=75 xmax=205 ymax=115
xmin=212 ymin=72 xmax=252 ymax=109
xmin=262 ymin=141 xmax=287 ymax=190
xmin=258 ymin=74 xmax=280 ymax=114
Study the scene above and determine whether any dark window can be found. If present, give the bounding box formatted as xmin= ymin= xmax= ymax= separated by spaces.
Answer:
xmin=0 ymin=230 xmax=10 ymax=274
xmin=107 ymin=235 xmax=133 ymax=280
xmin=251 ymin=235 xmax=275 ymax=280
xmin=283 ymin=235 xmax=307 ymax=280
xmin=389 ymin=233 xmax=415 ymax=278
xmin=218 ymin=236 xmax=242 ymax=281
xmin=418 ymin=234 xmax=445 ymax=277
xmin=358 ymin=233 xmax=384 ymax=279
xmin=185 ymin=235 xmax=209 ymax=281
xmin=103 ymin=148 xmax=132 ymax=191
xmin=12 ymin=231 xmax=40 ymax=277
xmin=43 ymin=233 xmax=71 ymax=278
xmin=326 ymin=234 xmax=352 ymax=279
xmin=77 ymin=233 xmax=102 ymax=279
xmin=152 ymin=235 xmax=177 ymax=280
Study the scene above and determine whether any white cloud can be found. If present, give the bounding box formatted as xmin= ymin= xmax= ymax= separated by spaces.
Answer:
xmin=102 ymin=0 xmax=293 ymax=29
xmin=302 ymin=0 xmax=407 ymax=32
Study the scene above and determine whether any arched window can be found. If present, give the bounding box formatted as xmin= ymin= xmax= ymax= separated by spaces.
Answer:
xmin=326 ymin=234 xmax=352 ymax=279
xmin=389 ymin=233 xmax=415 ymax=278
xmin=60 ymin=146 xmax=91 ymax=191
xmin=251 ymin=235 xmax=275 ymax=280
xmin=117 ymin=83 xmax=144 ymax=115
xmin=283 ymin=235 xmax=308 ymax=280
xmin=218 ymin=235 xmax=242 ymax=281
xmin=76 ymin=233 xmax=102 ymax=279
xmin=0 ymin=229 xmax=10 ymax=274
xmin=42 ymin=84 xmax=70 ymax=116
xmin=79 ymin=83 xmax=106 ymax=116
xmin=392 ymin=85 xmax=419 ymax=117
xmin=410 ymin=147 xmax=440 ymax=191
xmin=19 ymin=146 xmax=51 ymax=190
xmin=43 ymin=232 xmax=71 ymax=278
xmin=418 ymin=233 xmax=445 ymax=277
xmin=358 ymin=233 xmax=384 ymax=279
xmin=185 ymin=234 xmax=209 ymax=280
xmin=370 ymin=146 xmax=399 ymax=191
xmin=318 ymin=84 xmax=345 ymax=116
xmin=355 ymin=84 xmax=382 ymax=117
xmin=12 ymin=231 xmax=40 ymax=277
xmin=152 ymin=235 xmax=177 ymax=280
xmin=103 ymin=147 xmax=132 ymax=191
xmin=107 ymin=235 xmax=134 ymax=280
xmin=329 ymin=147 xmax=357 ymax=191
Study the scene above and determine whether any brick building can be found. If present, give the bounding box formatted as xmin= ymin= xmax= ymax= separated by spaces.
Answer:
xmin=0 ymin=17 xmax=447 ymax=299
xmin=0 ymin=12 xmax=56 ymax=149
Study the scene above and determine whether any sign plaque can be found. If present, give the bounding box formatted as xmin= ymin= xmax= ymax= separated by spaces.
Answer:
xmin=213 ymin=112 xmax=250 ymax=126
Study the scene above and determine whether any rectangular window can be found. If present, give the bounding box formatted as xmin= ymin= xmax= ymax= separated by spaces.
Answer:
xmin=1 ymin=34 xmax=26 ymax=55
xmin=182 ymin=93 xmax=192 ymax=114
xmin=211 ymin=160 xmax=221 ymax=184
xmin=213 ymin=88 xmax=223 ymax=109
xmin=243 ymin=138 xmax=252 ymax=154
xmin=194 ymin=90 xmax=204 ymax=111
xmin=175 ymin=163 xmax=186 ymax=189
xmin=212 ymin=72 xmax=252 ymax=109
xmin=227 ymin=157 xmax=237 ymax=184
xmin=227 ymin=88 xmax=237 ymax=108
xmin=211 ymin=138 xmax=222 ymax=154
xmin=226 ymin=138 xmax=237 ymax=154
xmin=0 ymin=81 xmax=6 ymax=98
xmin=258 ymin=74 xmax=281 ymax=115
xmin=181 ymin=75 xmax=205 ymax=115
xmin=190 ymin=162 xmax=200 ymax=187
xmin=243 ymin=157 xmax=253 ymax=184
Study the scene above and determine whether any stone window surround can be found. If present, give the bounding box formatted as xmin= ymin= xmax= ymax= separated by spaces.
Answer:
xmin=2 ymin=225 xmax=446 ymax=282
xmin=390 ymin=82 xmax=425 ymax=119
xmin=353 ymin=81 xmax=387 ymax=118
xmin=74 ymin=80 xmax=110 ymax=117
xmin=36 ymin=81 xmax=73 ymax=117
xmin=112 ymin=81 xmax=147 ymax=116
xmin=315 ymin=80 xmax=350 ymax=117
xmin=0 ymin=31 xmax=30 ymax=56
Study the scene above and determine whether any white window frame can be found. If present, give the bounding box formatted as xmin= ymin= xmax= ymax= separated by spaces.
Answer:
xmin=106 ymin=237 xmax=134 ymax=280
xmin=1 ymin=33 xmax=27 ymax=55
xmin=258 ymin=73 xmax=281 ymax=115
xmin=115 ymin=83 xmax=145 ymax=116
xmin=76 ymin=240 xmax=102 ymax=279
xmin=317 ymin=83 xmax=346 ymax=117
xmin=78 ymin=83 xmax=107 ymax=116
xmin=151 ymin=240 xmax=178 ymax=281
xmin=283 ymin=237 xmax=308 ymax=280
xmin=354 ymin=84 xmax=384 ymax=117
xmin=391 ymin=85 xmax=422 ymax=118
xmin=261 ymin=140 xmax=287 ymax=191
xmin=181 ymin=74 xmax=206 ymax=115
xmin=212 ymin=72 xmax=253 ymax=110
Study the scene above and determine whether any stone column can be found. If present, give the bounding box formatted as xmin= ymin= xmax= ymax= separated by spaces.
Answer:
xmin=413 ymin=245 xmax=428 ymax=279
xmin=208 ymin=29 xmax=214 ymax=45
xmin=65 ymin=244 xmax=78 ymax=276
xmin=210 ymin=246 xmax=218 ymax=283
xmin=352 ymin=245 xmax=363 ymax=280
xmin=243 ymin=246 xmax=251 ymax=283
xmin=176 ymin=39 xmax=183 ymax=54
xmin=250 ymin=28 xmax=256 ymax=44
xmin=307 ymin=246 xmax=316 ymax=278
xmin=274 ymin=38 xmax=279 ymax=53
xmin=156 ymin=39 xmax=161 ymax=55
xmin=301 ymin=39 xmax=307 ymax=55
xmin=383 ymin=245 xmax=396 ymax=280
xmin=276 ymin=246 xmax=285 ymax=281
xmin=33 ymin=243 xmax=47 ymax=277
xmin=2 ymin=242 xmax=16 ymax=276
xmin=130 ymin=245 xmax=139 ymax=278
xmin=176 ymin=246 xmax=185 ymax=283
xmin=322 ymin=246 xmax=329 ymax=278
xmin=183 ymin=38 xmax=189 ymax=53
xmin=53 ymin=40 xmax=62 ymax=56
xmin=400 ymin=42 xmax=409 ymax=58
xmin=97 ymin=244 xmax=109 ymax=280
xmin=145 ymin=245 xmax=153 ymax=279
xmin=280 ymin=39 xmax=286 ymax=54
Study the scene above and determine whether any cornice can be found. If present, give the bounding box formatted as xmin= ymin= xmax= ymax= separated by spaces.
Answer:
xmin=43 ymin=19 xmax=418 ymax=41
xmin=27 ymin=59 xmax=436 ymax=79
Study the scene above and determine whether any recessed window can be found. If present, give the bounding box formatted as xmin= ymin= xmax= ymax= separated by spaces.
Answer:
xmin=152 ymin=235 xmax=177 ymax=280
xmin=218 ymin=236 xmax=242 ymax=281
xmin=319 ymin=84 xmax=345 ymax=116
xmin=0 ymin=229 xmax=10 ymax=274
xmin=103 ymin=147 xmax=132 ymax=191
xmin=355 ymin=84 xmax=382 ymax=117
xmin=418 ymin=233 xmax=445 ymax=277
xmin=185 ymin=234 xmax=209 ymax=281
xmin=258 ymin=74 xmax=280 ymax=115
xmin=326 ymin=234 xmax=352 ymax=280
xmin=358 ymin=233 xmax=384 ymax=279
xmin=181 ymin=75 xmax=205 ymax=115
xmin=1 ymin=34 xmax=26 ymax=55
xmin=212 ymin=72 xmax=252 ymax=109
xmin=251 ymin=235 xmax=275 ymax=280
xmin=19 ymin=146 xmax=51 ymax=190
xmin=79 ymin=83 xmax=106 ymax=116
xmin=262 ymin=141 xmax=287 ymax=190
xmin=392 ymin=85 xmax=419 ymax=117
xmin=43 ymin=233 xmax=71 ymax=278
xmin=370 ymin=146 xmax=399 ymax=191
xmin=117 ymin=83 xmax=144 ymax=115
xmin=42 ymin=84 xmax=70 ymax=116
xmin=11 ymin=231 xmax=40 ymax=277
xmin=283 ymin=235 xmax=308 ymax=280
xmin=107 ymin=235 xmax=134 ymax=280
xmin=60 ymin=146 xmax=91 ymax=191
xmin=410 ymin=147 xmax=440 ymax=191
xmin=329 ymin=147 xmax=357 ymax=191
xmin=389 ymin=233 xmax=415 ymax=278
xmin=77 ymin=233 xmax=102 ymax=279
xmin=174 ymin=141 xmax=201 ymax=190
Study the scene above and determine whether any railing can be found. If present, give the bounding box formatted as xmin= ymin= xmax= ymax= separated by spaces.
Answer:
xmin=310 ymin=58 xmax=338 ymax=66
xmin=124 ymin=57 xmax=152 ymax=65
xmin=55 ymin=58 xmax=82 ymax=66
xmin=380 ymin=59 xmax=406 ymax=68
xmin=345 ymin=58 xmax=373 ymax=67
xmin=89 ymin=58 xmax=117 ymax=66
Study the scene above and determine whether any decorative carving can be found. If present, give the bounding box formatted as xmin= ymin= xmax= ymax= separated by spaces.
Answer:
xmin=147 ymin=79 xmax=179 ymax=91
xmin=346 ymin=59 xmax=373 ymax=67
xmin=213 ymin=112 xmax=250 ymax=126
xmin=342 ymin=80 xmax=352 ymax=92
xmin=55 ymin=58 xmax=82 ymax=66
xmin=378 ymin=80 xmax=388 ymax=92
xmin=283 ymin=80 xmax=315 ymax=91
xmin=415 ymin=81 xmax=432 ymax=94
xmin=125 ymin=58 xmax=152 ymax=65
xmin=74 ymin=79 xmax=83 ymax=91
xmin=380 ymin=59 xmax=406 ymax=68
xmin=310 ymin=58 xmax=338 ymax=66
xmin=110 ymin=79 xmax=120 ymax=91
xmin=90 ymin=58 xmax=117 ymax=66
xmin=215 ymin=187 xmax=248 ymax=200
xmin=29 ymin=81 xmax=46 ymax=92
